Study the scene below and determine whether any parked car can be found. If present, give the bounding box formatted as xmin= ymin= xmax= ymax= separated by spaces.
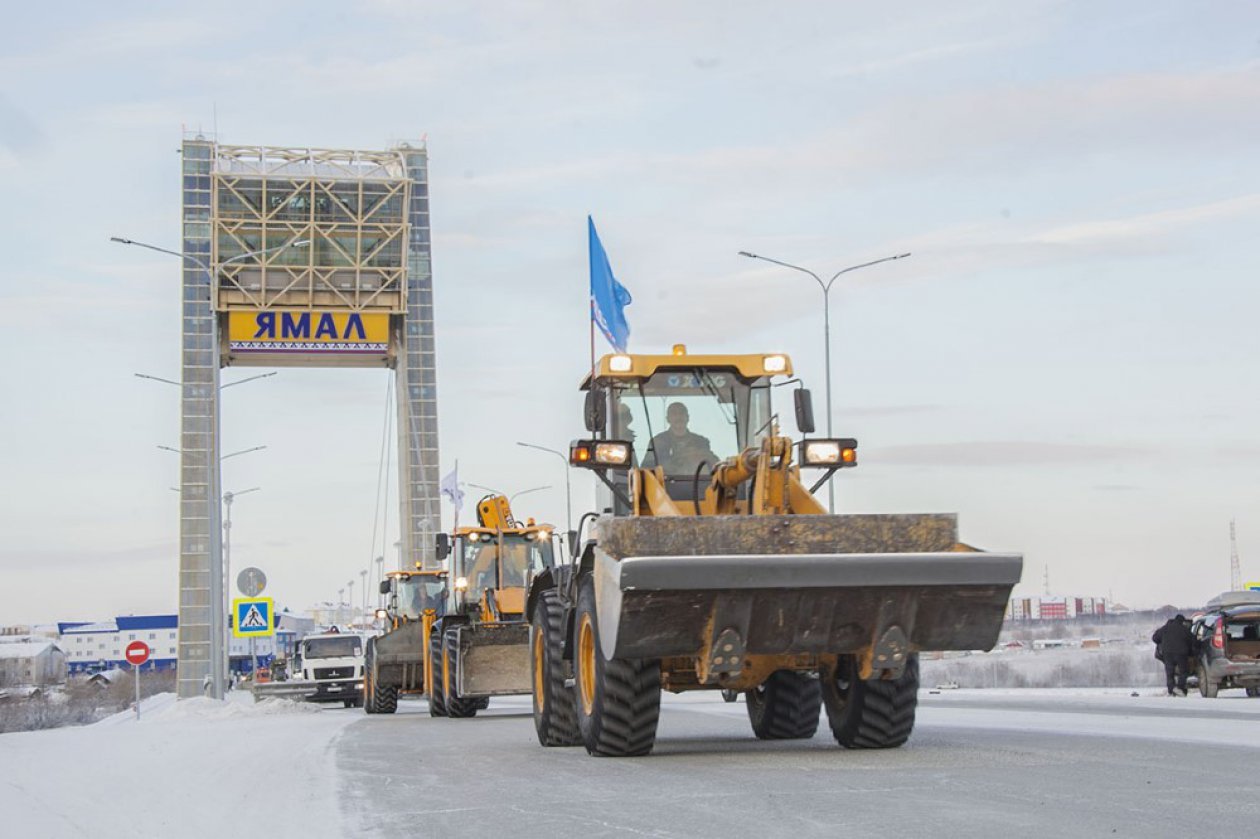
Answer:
xmin=1189 ymin=592 xmax=1260 ymax=698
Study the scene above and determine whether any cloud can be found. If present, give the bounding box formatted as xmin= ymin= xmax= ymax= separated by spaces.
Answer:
xmin=872 ymin=441 xmax=1150 ymax=467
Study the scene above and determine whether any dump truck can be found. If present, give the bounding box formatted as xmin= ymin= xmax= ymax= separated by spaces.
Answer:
xmin=426 ymin=495 xmax=562 ymax=717
xmin=525 ymin=347 xmax=1023 ymax=756
xmin=252 ymin=628 xmax=366 ymax=706
xmin=362 ymin=569 xmax=448 ymax=713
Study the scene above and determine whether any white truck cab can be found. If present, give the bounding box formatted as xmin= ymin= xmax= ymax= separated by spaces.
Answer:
xmin=298 ymin=631 xmax=366 ymax=708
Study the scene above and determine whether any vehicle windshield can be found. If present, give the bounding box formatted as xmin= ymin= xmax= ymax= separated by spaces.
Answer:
xmin=396 ymin=575 xmax=447 ymax=619
xmin=303 ymin=636 xmax=361 ymax=659
xmin=610 ymin=368 xmax=770 ymax=477
xmin=458 ymin=532 xmax=555 ymax=600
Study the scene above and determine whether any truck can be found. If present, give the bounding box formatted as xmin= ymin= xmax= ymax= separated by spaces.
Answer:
xmin=526 ymin=347 xmax=1023 ymax=756
xmin=252 ymin=629 xmax=366 ymax=707
xmin=425 ymin=495 xmax=562 ymax=717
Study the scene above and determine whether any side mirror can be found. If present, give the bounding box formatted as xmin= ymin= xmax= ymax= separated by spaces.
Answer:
xmin=794 ymin=388 xmax=816 ymax=435
xmin=378 ymin=579 xmax=391 ymax=595
xmin=435 ymin=533 xmax=450 ymax=560
xmin=584 ymin=386 xmax=607 ymax=432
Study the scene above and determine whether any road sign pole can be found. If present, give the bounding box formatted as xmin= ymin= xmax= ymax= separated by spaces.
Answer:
xmin=135 ymin=661 xmax=141 ymax=721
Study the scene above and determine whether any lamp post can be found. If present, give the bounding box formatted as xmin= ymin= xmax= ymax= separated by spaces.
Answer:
xmin=222 ymin=486 xmax=261 ymax=677
xmin=375 ymin=555 xmax=385 ymax=607
xmin=347 ymin=579 xmax=355 ymax=628
xmin=338 ymin=588 xmax=345 ymax=626
xmin=360 ymin=569 xmax=368 ymax=623
xmin=737 ymin=249 xmax=911 ymax=512
xmin=467 ymin=483 xmax=552 ymax=507
xmin=516 ymin=442 xmax=572 ymax=534
xmin=113 ymin=235 xmax=306 ymax=700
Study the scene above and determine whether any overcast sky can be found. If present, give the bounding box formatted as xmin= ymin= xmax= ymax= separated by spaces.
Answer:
xmin=1 ymin=1 xmax=1258 ymax=625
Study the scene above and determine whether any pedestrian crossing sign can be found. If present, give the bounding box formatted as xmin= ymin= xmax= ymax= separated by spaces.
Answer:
xmin=1246 ymin=581 xmax=1260 ymax=593
xmin=233 ymin=597 xmax=275 ymax=638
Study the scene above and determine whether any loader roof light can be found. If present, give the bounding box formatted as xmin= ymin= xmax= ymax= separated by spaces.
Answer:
xmin=763 ymin=354 xmax=788 ymax=374
xmin=801 ymin=438 xmax=859 ymax=467
xmin=571 ymin=445 xmax=592 ymax=464
xmin=672 ymin=344 xmax=687 ymax=356
xmin=455 ymin=576 xmax=469 ymax=592
xmin=570 ymin=439 xmax=633 ymax=469
xmin=609 ymin=354 xmax=633 ymax=372
xmin=467 ymin=532 xmax=481 ymax=542
xmin=374 ymin=608 xmax=388 ymax=620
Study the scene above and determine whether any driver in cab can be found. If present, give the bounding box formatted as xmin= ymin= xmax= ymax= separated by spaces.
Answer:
xmin=643 ymin=402 xmax=717 ymax=475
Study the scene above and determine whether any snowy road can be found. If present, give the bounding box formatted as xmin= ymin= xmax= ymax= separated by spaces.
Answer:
xmin=338 ymin=689 xmax=1260 ymax=838
xmin=6 ymin=689 xmax=1260 ymax=837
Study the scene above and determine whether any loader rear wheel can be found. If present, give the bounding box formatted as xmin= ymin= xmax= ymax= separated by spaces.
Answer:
xmin=746 ymin=671 xmax=821 ymax=740
xmin=574 ymin=575 xmax=660 ymax=757
xmin=442 ymin=630 xmax=479 ymax=718
xmin=531 ymin=588 xmax=581 ymax=746
xmin=823 ymin=654 xmax=919 ymax=749
xmin=373 ymin=676 xmax=398 ymax=715
xmin=363 ymin=649 xmax=378 ymax=715
xmin=427 ymin=628 xmax=447 ymax=717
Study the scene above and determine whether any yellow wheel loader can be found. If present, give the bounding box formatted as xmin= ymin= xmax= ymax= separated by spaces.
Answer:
xmin=425 ymin=495 xmax=562 ymax=718
xmin=363 ymin=569 xmax=448 ymax=714
xmin=526 ymin=347 xmax=1023 ymax=756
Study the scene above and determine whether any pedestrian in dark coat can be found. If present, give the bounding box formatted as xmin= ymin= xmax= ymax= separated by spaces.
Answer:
xmin=1152 ymin=614 xmax=1195 ymax=695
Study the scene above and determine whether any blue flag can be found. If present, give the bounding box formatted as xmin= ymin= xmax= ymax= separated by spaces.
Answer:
xmin=589 ymin=216 xmax=632 ymax=352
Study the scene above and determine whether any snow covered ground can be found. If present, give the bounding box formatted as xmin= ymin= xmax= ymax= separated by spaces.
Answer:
xmin=1 ymin=692 xmax=358 ymax=838
xmin=4 ymin=686 xmax=1258 ymax=837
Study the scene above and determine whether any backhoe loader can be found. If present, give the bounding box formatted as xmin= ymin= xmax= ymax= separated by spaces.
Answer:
xmin=362 ymin=568 xmax=447 ymax=714
xmin=526 ymin=346 xmax=1022 ymax=756
xmin=425 ymin=495 xmax=563 ymax=718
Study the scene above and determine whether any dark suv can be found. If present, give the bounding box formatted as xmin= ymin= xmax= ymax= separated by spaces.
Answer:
xmin=1190 ymin=592 xmax=1260 ymax=698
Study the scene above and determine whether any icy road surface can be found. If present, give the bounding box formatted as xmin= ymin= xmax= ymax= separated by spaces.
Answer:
xmin=4 ymin=688 xmax=1260 ymax=837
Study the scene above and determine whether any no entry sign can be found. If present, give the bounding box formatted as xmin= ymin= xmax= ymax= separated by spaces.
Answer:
xmin=125 ymin=641 xmax=151 ymax=666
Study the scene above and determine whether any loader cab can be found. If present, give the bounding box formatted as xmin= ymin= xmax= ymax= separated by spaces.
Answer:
xmin=386 ymin=571 xmax=448 ymax=622
xmin=587 ymin=350 xmax=783 ymax=507
xmin=449 ymin=529 xmax=558 ymax=619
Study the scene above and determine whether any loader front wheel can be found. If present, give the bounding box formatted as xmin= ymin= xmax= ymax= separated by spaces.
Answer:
xmin=363 ymin=645 xmax=378 ymax=715
xmin=427 ymin=628 xmax=447 ymax=717
xmin=442 ymin=629 xmax=479 ymax=718
xmin=746 ymin=671 xmax=821 ymax=740
xmin=573 ymin=575 xmax=660 ymax=757
xmin=823 ymin=654 xmax=919 ymax=749
xmin=531 ymin=588 xmax=581 ymax=746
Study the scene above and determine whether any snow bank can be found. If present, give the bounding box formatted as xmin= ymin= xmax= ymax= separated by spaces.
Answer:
xmin=0 ymin=690 xmax=358 ymax=837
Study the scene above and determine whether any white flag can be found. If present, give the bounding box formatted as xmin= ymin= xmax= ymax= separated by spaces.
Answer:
xmin=440 ymin=463 xmax=464 ymax=511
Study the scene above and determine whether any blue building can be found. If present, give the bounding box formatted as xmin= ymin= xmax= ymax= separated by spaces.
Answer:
xmin=58 ymin=615 xmax=178 ymax=674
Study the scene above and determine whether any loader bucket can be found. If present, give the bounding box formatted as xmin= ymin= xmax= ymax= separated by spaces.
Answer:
xmin=590 ymin=514 xmax=1022 ymax=663
xmin=455 ymin=623 xmax=532 ymax=696
xmin=373 ymin=621 xmax=427 ymax=692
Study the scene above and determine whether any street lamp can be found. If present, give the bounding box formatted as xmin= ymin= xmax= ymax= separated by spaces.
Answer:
xmin=737 ymin=249 xmax=911 ymax=512
xmin=375 ymin=555 xmax=385 ymax=607
xmin=347 ymin=579 xmax=355 ymax=628
xmin=113 ymin=234 xmax=306 ymax=700
xmin=516 ymin=442 xmax=573 ymax=534
xmin=466 ymin=482 xmax=552 ymax=507
xmin=360 ymin=569 xmax=368 ymax=622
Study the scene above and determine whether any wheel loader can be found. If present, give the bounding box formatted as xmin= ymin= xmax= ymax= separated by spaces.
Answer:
xmin=526 ymin=346 xmax=1023 ymax=756
xmin=362 ymin=568 xmax=448 ymax=714
xmin=425 ymin=494 xmax=563 ymax=718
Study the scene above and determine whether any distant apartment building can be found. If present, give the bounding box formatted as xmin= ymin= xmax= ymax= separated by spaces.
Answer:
xmin=0 ymin=638 xmax=68 ymax=687
xmin=58 ymin=616 xmax=178 ymax=674
xmin=1007 ymin=596 xmax=1109 ymax=621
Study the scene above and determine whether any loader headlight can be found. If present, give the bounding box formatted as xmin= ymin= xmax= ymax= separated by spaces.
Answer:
xmin=609 ymin=354 xmax=633 ymax=372
xmin=570 ymin=439 xmax=633 ymax=469
xmin=374 ymin=609 xmax=388 ymax=620
xmin=763 ymin=354 xmax=788 ymax=374
xmin=800 ymin=438 xmax=858 ymax=467
xmin=455 ymin=576 xmax=469 ymax=592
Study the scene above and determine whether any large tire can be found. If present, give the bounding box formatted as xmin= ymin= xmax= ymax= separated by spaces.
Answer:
xmin=531 ymin=588 xmax=581 ymax=746
xmin=823 ymin=654 xmax=919 ymax=749
xmin=573 ymin=575 xmax=660 ymax=756
xmin=427 ymin=628 xmax=447 ymax=717
xmin=746 ymin=671 xmax=822 ymax=740
xmin=1198 ymin=664 xmax=1218 ymax=698
xmin=442 ymin=629 xmax=479 ymax=718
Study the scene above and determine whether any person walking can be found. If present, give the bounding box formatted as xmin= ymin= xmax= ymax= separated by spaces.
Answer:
xmin=1152 ymin=614 xmax=1195 ymax=696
